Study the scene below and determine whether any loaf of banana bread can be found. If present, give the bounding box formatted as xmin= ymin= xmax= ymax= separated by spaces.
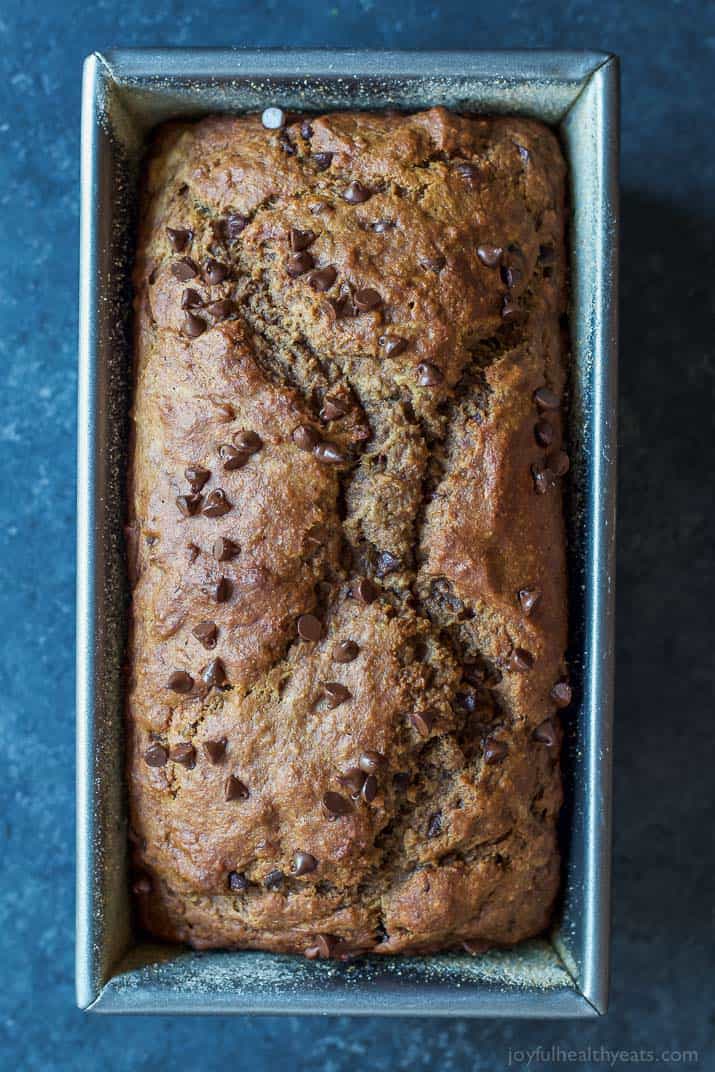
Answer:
xmin=126 ymin=106 xmax=570 ymax=957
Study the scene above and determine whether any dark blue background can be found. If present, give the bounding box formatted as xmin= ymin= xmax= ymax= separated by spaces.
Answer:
xmin=1 ymin=2 xmax=713 ymax=1069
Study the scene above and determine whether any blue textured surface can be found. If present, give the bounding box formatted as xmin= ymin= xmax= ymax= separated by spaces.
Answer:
xmin=1 ymin=2 xmax=714 ymax=1069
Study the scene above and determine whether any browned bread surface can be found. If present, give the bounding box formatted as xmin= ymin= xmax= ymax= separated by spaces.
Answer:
xmin=127 ymin=107 xmax=569 ymax=957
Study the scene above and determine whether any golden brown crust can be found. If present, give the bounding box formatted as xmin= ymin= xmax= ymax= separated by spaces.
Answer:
xmin=127 ymin=107 xmax=569 ymax=957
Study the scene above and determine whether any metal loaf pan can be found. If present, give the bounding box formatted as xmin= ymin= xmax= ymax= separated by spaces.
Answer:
xmin=77 ymin=49 xmax=618 ymax=1017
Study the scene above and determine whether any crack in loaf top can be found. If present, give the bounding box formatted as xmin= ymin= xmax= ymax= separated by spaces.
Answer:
xmin=127 ymin=107 xmax=571 ymax=957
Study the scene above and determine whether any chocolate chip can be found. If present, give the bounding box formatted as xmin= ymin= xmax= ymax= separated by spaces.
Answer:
xmin=354 ymin=287 xmax=382 ymax=312
xmin=192 ymin=621 xmax=218 ymax=649
xmin=313 ymin=151 xmax=334 ymax=171
xmin=533 ymin=386 xmax=560 ymax=411
xmin=509 ymin=648 xmax=534 ymax=671
xmin=373 ymin=220 xmax=397 ymax=235
xmin=416 ymin=362 xmax=444 ymax=387
xmin=409 ymin=711 xmax=434 ymax=737
xmin=261 ymin=106 xmax=285 ymax=129
xmin=305 ymin=934 xmax=336 ymax=959
xmin=484 ymin=738 xmax=508 ymax=764
xmin=420 ymin=255 xmax=446 ymax=272
xmin=300 ymin=120 xmax=313 ymax=139
xmin=214 ymin=577 xmax=231 ymax=603
xmin=551 ymin=681 xmax=572 ymax=708
xmin=206 ymin=299 xmax=235 ymax=320
xmin=183 ymin=312 xmax=206 ymax=338
xmin=500 ymin=265 xmax=523 ymax=288
xmin=352 ymin=577 xmax=378 ymax=604
xmin=132 ymin=873 xmax=153 ymax=894
xmin=539 ymin=244 xmax=555 ymax=264
xmin=501 ymin=299 xmax=523 ymax=321
xmin=305 ymin=265 xmax=337 ymax=291
xmin=203 ymin=576 xmax=230 ymax=603
xmin=320 ymin=396 xmax=350 ymax=421
xmin=176 ymin=493 xmax=203 ymax=517
xmin=167 ymin=227 xmax=192 ymax=252
xmin=227 ymin=870 xmax=248 ymax=891
xmin=204 ymin=738 xmax=227 ymax=764
xmin=427 ymin=812 xmax=442 ymax=838
xmin=324 ymin=682 xmax=351 ymax=708
xmin=393 ymin=772 xmax=410 ymax=791
xmin=211 ymin=218 xmax=228 ymax=243
xmin=172 ymin=257 xmax=199 ymax=281
xmin=380 ymin=334 xmax=408 ymax=357
xmin=264 ymin=869 xmax=284 ymax=890
xmin=202 ymin=489 xmax=231 ymax=517
xmin=477 ymin=244 xmax=503 ymax=267
xmin=334 ymin=640 xmax=359 ymax=663
xmin=289 ymin=227 xmax=316 ymax=252
xmin=376 ymin=551 xmax=401 ymax=577
xmin=297 ymin=613 xmax=322 ymax=642
xmin=167 ymin=671 xmax=193 ymax=694
xmin=202 ymin=657 xmax=227 ymax=689
xmin=313 ymin=441 xmax=347 ymax=464
xmin=279 ymin=131 xmax=296 ymax=156
xmin=517 ymin=144 xmax=530 ymax=163
xmin=144 ymin=743 xmax=168 ymax=767
xmin=534 ymin=419 xmax=554 ymax=447
xmin=517 ymin=586 xmax=542 ymax=616
xmin=362 ymin=774 xmax=377 ymax=803
xmin=218 ymin=443 xmax=249 ymax=470
xmin=549 ymin=449 xmax=570 ymax=477
xmin=322 ymin=791 xmax=353 ymax=817
xmin=224 ymin=775 xmax=249 ymax=801
xmin=184 ymin=465 xmax=210 ymax=492
xmin=212 ymin=537 xmax=239 ymax=562
xmin=293 ymin=851 xmax=318 ymax=876
xmin=338 ymin=768 xmax=366 ymax=797
xmin=359 ymin=751 xmax=385 ymax=774
xmin=292 ymin=425 xmax=320 ymax=451
xmin=533 ymin=718 xmax=558 ymax=747
xmin=230 ymin=432 xmax=261 ymax=459
xmin=531 ymin=461 xmax=558 ymax=494
xmin=181 ymin=287 xmax=202 ymax=310
xmin=169 ymin=742 xmax=196 ymax=768
xmin=203 ymin=259 xmax=229 ymax=286
xmin=343 ymin=180 xmax=372 ymax=204
xmin=286 ymin=251 xmax=315 ymax=277
xmin=455 ymin=162 xmax=480 ymax=184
